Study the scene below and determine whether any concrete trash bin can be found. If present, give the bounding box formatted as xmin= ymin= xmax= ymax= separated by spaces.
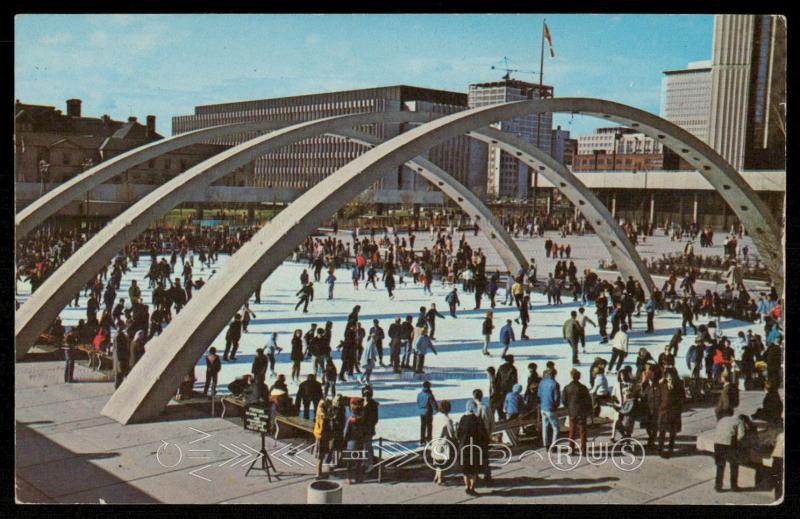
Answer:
xmin=307 ymin=480 xmax=342 ymax=504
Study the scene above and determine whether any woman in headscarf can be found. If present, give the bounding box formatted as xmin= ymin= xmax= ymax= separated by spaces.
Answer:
xmin=313 ymin=398 xmax=333 ymax=479
xmin=458 ymin=400 xmax=490 ymax=496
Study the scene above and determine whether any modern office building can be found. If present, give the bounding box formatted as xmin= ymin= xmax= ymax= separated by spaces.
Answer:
xmin=707 ymin=14 xmax=786 ymax=170
xmin=467 ymin=79 xmax=554 ymax=199
xmin=550 ymin=125 xmax=577 ymax=166
xmin=172 ymin=85 xmax=471 ymax=193
xmin=660 ymin=60 xmax=712 ymax=143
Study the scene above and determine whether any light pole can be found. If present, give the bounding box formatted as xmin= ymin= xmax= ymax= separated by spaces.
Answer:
xmin=38 ymin=159 xmax=50 ymax=197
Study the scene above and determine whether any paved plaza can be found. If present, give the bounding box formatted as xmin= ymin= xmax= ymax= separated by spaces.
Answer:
xmin=15 ymin=229 xmax=780 ymax=504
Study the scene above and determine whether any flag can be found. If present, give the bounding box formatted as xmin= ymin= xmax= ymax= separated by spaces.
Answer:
xmin=544 ymin=23 xmax=555 ymax=58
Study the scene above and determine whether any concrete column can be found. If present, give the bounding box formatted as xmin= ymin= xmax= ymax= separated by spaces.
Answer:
xmin=611 ymin=192 xmax=617 ymax=217
xmin=546 ymin=190 xmax=552 ymax=215
xmin=247 ymin=207 xmax=255 ymax=224
xmin=649 ymin=193 xmax=655 ymax=225
xmin=693 ymin=192 xmax=698 ymax=224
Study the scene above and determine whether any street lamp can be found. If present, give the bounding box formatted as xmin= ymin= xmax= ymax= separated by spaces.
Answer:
xmin=38 ymin=159 xmax=50 ymax=196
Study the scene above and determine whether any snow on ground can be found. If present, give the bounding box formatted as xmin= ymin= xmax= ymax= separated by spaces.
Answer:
xmin=16 ymin=229 xmax=762 ymax=443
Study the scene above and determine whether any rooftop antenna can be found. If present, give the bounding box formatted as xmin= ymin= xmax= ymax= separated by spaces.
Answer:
xmin=491 ymin=56 xmax=537 ymax=81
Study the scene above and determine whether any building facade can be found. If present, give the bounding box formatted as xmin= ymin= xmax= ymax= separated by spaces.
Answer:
xmin=14 ymin=99 xmax=251 ymax=188
xmin=171 ymin=85 xmax=472 ymax=194
xmin=550 ymin=125 xmax=577 ymax=166
xmin=573 ymin=127 xmax=690 ymax=172
xmin=467 ymin=79 xmax=554 ymax=199
xmin=660 ymin=60 xmax=712 ymax=143
xmin=707 ymin=15 xmax=786 ymax=170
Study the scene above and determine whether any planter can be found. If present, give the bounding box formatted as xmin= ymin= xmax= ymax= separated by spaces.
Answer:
xmin=307 ymin=480 xmax=342 ymax=504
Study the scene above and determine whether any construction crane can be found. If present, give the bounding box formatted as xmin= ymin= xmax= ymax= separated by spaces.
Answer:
xmin=491 ymin=56 xmax=538 ymax=81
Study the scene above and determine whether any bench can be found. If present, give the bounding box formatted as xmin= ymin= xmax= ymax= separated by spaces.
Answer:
xmin=77 ymin=345 xmax=113 ymax=373
xmin=274 ymin=414 xmax=315 ymax=440
xmin=220 ymin=395 xmax=246 ymax=419
xmin=491 ymin=412 xmax=535 ymax=447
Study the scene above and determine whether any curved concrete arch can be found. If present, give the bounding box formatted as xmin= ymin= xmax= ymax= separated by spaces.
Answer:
xmin=102 ymin=97 xmax=782 ymax=424
xmin=339 ymin=127 xmax=655 ymax=296
xmin=14 ymin=111 xmax=440 ymax=361
xmin=16 ymin=120 xmax=298 ymax=238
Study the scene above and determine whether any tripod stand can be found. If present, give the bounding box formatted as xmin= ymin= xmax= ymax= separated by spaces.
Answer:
xmin=246 ymin=431 xmax=278 ymax=482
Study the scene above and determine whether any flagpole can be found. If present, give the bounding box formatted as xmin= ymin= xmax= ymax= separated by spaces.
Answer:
xmin=533 ymin=19 xmax=546 ymax=218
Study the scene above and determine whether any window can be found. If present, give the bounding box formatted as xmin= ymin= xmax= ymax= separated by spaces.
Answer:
xmin=62 ymin=152 xmax=71 ymax=165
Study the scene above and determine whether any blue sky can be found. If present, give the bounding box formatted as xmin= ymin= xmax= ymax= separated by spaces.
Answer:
xmin=15 ymin=14 xmax=714 ymax=137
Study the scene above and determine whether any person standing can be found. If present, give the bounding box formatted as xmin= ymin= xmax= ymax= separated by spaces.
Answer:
xmin=596 ymin=291 xmax=609 ymax=344
xmin=325 ymin=271 xmax=337 ymax=300
xmin=417 ymin=380 xmax=438 ymax=445
xmin=313 ymin=398 xmax=333 ymax=479
xmin=251 ymin=348 xmax=269 ymax=390
xmin=431 ymin=399 xmax=456 ymax=486
xmin=413 ymin=327 xmax=438 ymax=374
xmin=368 ymin=319 xmax=385 ymax=367
xmin=715 ymin=372 xmax=739 ymax=421
xmin=503 ymin=384 xmax=525 ymax=420
xmin=266 ymin=333 xmax=282 ymax=377
xmin=561 ymin=368 xmax=592 ymax=454
xmin=362 ymin=386 xmax=380 ymax=473
xmin=538 ymin=369 xmax=561 ymax=449
xmin=482 ymin=311 xmax=494 ymax=356
xmin=657 ymin=369 xmax=684 ymax=458
xmin=563 ymin=311 xmax=581 ymax=365
xmin=223 ymin=314 xmax=243 ymax=361
xmin=62 ymin=326 xmax=78 ymax=383
xmin=388 ymin=317 xmax=403 ymax=373
xmin=343 ymin=397 xmax=367 ymax=484
xmin=608 ymin=323 xmax=629 ymax=374
xmin=112 ymin=327 xmax=130 ymax=389
xmin=296 ymin=374 xmax=324 ymax=420
xmin=712 ymin=410 xmax=745 ymax=492
xmin=241 ymin=303 xmax=256 ymax=333
xmin=517 ymin=296 xmax=531 ymax=339
xmin=681 ymin=298 xmax=698 ymax=335
xmin=290 ymin=329 xmax=304 ymax=382
xmin=645 ymin=294 xmax=657 ymax=333
xmin=446 ymin=288 xmax=460 ymax=317
xmin=499 ymin=319 xmax=516 ymax=359
xmin=426 ymin=304 xmax=445 ymax=340
xmin=203 ymin=347 xmax=221 ymax=396
xmin=576 ymin=307 xmax=596 ymax=354
xmin=458 ymin=401 xmax=489 ymax=496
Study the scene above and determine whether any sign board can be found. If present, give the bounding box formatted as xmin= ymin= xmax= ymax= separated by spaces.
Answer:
xmin=243 ymin=404 xmax=271 ymax=433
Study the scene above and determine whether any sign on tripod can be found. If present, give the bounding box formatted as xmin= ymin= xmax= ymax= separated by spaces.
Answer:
xmin=244 ymin=404 xmax=271 ymax=434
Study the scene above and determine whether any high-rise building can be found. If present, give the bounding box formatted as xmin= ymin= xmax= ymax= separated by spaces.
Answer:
xmin=660 ymin=60 xmax=712 ymax=143
xmin=467 ymin=79 xmax=553 ymax=199
xmin=707 ymin=15 xmax=786 ymax=170
xmin=172 ymin=85 xmax=471 ymax=193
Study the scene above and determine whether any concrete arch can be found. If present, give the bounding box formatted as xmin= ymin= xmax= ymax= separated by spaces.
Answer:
xmin=102 ymin=97 xmax=782 ymax=424
xmin=14 ymin=111 xmax=440 ymax=360
xmin=338 ymin=126 xmax=655 ymax=296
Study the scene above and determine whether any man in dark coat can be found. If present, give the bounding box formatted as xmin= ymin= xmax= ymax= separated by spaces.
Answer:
xmin=561 ymin=368 xmax=593 ymax=453
xmin=223 ymin=313 xmax=243 ymax=361
xmin=657 ymin=369 xmax=684 ymax=458
xmin=295 ymin=374 xmax=324 ymax=420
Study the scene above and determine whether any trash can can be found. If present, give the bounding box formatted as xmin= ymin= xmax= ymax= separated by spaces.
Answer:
xmin=307 ymin=480 xmax=342 ymax=504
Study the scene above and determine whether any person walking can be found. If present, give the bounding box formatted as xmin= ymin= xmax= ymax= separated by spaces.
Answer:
xmin=426 ymin=304 xmax=445 ymax=340
xmin=561 ymin=368 xmax=593 ymax=454
xmin=681 ymin=298 xmax=698 ymax=335
xmin=608 ymin=323 xmax=629 ymax=374
xmin=538 ymin=369 xmax=561 ymax=449
xmin=112 ymin=327 xmax=130 ymax=389
xmin=325 ymin=271 xmax=337 ymax=300
xmin=563 ymin=310 xmax=581 ymax=364
xmin=417 ymin=380 xmax=438 ymax=445
xmin=482 ymin=311 xmax=494 ymax=356
xmin=200 ymin=346 xmax=222 ymax=397
xmin=517 ymin=296 xmax=531 ymax=339
xmin=499 ymin=319 xmax=516 ymax=359
xmin=241 ymin=303 xmax=256 ymax=333
xmin=388 ymin=317 xmax=403 ymax=373
xmin=713 ymin=410 xmax=745 ymax=492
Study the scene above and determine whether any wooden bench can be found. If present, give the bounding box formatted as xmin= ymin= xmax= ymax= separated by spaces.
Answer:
xmin=220 ymin=395 xmax=246 ymax=419
xmin=491 ymin=412 xmax=537 ymax=447
xmin=274 ymin=414 xmax=315 ymax=440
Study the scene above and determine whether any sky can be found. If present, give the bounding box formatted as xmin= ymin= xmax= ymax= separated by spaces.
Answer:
xmin=15 ymin=14 xmax=714 ymax=138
